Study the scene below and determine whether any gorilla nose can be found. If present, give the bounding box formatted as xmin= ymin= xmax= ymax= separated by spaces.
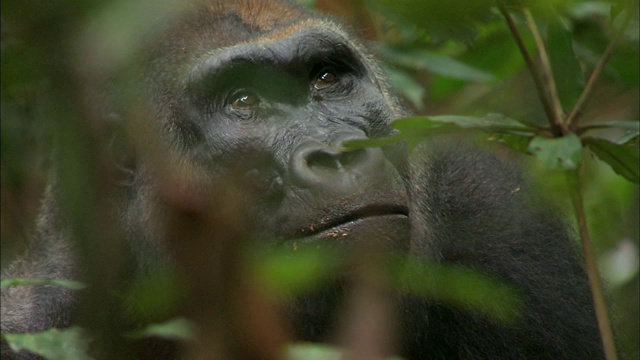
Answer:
xmin=290 ymin=136 xmax=385 ymax=190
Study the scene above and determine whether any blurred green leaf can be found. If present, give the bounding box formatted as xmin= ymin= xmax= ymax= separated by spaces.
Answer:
xmin=385 ymin=67 xmax=425 ymax=110
xmin=369 ymin=0 xmax=494 ymax=43
xmin=486 ymin=132 xmax=535 ymax=153
xmin=286 ymin=343 xmax=405 ymax=360
xmin=580 ymin=120 xmax=640 ymax=132
xmin=286 ymin=343 xmax=342 ymax=360
xmin=392 ymin=114 xmax=535 ymax=139
xmin=388 ymin=257 xmax=523 ymax=323
xmin=0 ymin=278 xmax=85 ymax=290
xmin=379 ymin=46 xmax=496 ymax=82
xmin=251 ymin=246 xmax=342 ymax=298
xmin=126 ymin=317 xmax=195 ymax=341
xmin=586 ymin=137 xmax=639 ymax=183
xmin=547 ymin=13 xmax=584 ymax=111
xmin=2 ymin=326 xmax=92 ymax=360
xmin=619 ymin=133 xmax=639 ymax=145
xmin=121 ymin=269 xmax=185 ymax=321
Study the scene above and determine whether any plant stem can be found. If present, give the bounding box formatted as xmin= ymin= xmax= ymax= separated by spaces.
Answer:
xmin=522 ymin=9 xmax=566 ymax=133
xmin=496 ymin=1 xmax=563 ymax=137
xmin=566 ymin=168 xmax=618 ymax=360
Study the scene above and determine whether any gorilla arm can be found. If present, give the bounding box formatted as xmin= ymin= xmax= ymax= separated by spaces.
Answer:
xmin=400 ymin=140 xmax=602 ymax=359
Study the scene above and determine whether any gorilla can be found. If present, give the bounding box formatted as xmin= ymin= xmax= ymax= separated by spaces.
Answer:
xmin=1 ymin=0 xmax=605 ymax=359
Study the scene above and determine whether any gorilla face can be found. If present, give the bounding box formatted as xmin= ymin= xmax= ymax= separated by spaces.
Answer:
xmin=134 ymin=21 xmax=411 ymax=253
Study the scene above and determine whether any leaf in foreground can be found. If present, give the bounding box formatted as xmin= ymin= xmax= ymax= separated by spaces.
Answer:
xmin=388 ymin=257 xmax=523 ymax=323
xmin=0 ymin=278 xmax=85 ymax=290
xmin=126 ymin=317 xmax=196 ymax=341
xmin=2 ymin=326 xmax=92 ymax=360
xmin=528 ymin=134 xmax=583 ymax=170
xmin=286 ymin=343 xmax=405 ymax=360
xmin=586 ymin=137 xmax=639 ymax=183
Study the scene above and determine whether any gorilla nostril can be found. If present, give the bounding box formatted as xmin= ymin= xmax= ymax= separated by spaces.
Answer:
xmin=290 ymin=139 xmax=384 ymax=189
xmin=308 ymin=149 xmax=343 ymax=170
xmin=339 ymin=148 xmax=366 ymax=168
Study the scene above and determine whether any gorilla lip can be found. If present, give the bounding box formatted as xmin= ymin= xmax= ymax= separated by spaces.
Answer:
xmin=287 ymin=204 xmax=409 ymax=243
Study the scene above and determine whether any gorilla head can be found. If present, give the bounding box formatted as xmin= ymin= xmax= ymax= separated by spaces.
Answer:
xmin=125 ymin=1 xmax=413 ymax=259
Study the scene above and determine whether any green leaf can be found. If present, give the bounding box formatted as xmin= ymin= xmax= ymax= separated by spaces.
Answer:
xmin=0 ymin=278 xmax=85 ymax=290
xmin=385 ymin=66 xmax=425 ymax=110
xmin=547 ymin=13 xmax=584 ymax=111
xmin=378 ymin=46 xmax=496 ymax=82
xmin=586 ymin=138 xmax=639 ymax=183
xmin=369 ymin=0 xmax=494 ymax=43
xmin=2 ymin=326 xmax=93 ymax=360
xmin=286 ymin=343 xmax=342 ymax=360
xmin=528 ymin=134 xmax=583 ymax=170
xmin=251 ymin=246 xmax=342 ymax=298
xmin=344 ymin=135 xmax=404 ymax=150
xmin=428 ymin=113 xmax=534 ymax=130
xmin=580 ymin=120 xmax=640 ymax=132
xmin=286 ymin=343 xmax=406 ymax=360
xmin=345 ymin=114 xmax=536 ymax=151
xmin=387 ymin=257 xmax=523 ymax=323
xmin=126 ymin=317 xmax=196 ymax=341
xmin=486 ymin=133 xmax=535 ymax=154
xmin=121 ymin=269 xmax=185 ymax=321
xmin=620 ymin=134 xmax=639 ymax=145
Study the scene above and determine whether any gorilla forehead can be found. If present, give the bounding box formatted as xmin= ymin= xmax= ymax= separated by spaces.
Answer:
xmin=170 ymin=0 xmax=318 ymax=49
xmin=189 ymin=27 xmax=365 ymax=90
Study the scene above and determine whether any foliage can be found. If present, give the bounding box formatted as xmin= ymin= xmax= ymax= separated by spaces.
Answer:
xmin=2 ymin=327 xmax=93 ymax=360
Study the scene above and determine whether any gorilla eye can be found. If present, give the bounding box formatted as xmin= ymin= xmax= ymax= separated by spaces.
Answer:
xmin=230 ymin=90 xmax=260 ymax=110
xmin=313 ymin=69 xmax=337 ymax=90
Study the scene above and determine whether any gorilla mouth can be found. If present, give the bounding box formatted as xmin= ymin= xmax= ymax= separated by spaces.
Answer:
xmin=287 ymin=205 xmax=410 ymax=249
xmin=315 ymin=204 xmax=408 ymax=232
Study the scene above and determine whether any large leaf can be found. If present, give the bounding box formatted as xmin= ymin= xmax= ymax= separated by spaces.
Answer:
xmin=387 ymin=257 xmax=523 ymax=323
xmin=369 ymin=0 xmax=494 ymax=43
xmin=345 ymin=114 xmax=536 ymax=150
xmin=379 ymin=46 xmax=495 ymax=82
xmin=528 ymin=133 xmax=583 ymax=170
xmin=250 ymin=246 xmax=341 ymax=298
xmin=1 ymin=278 xmax=85 ymax=291
xmin=586 ymin=137 xmax=639 ymax=183
xmin=286 ymin=343 xmax=405 ymax=360
xmin=385 ymin=66 xmax=425 ymax=110
xmin=579 ymin=120 xmax=640 ymax=132
xmin=547 ymin=13 xmax=584 ymax=111
xmin=2 ymin=327 xmax=92 ymax=360
xmin=126 ymin=317 xmax=195 ymax=341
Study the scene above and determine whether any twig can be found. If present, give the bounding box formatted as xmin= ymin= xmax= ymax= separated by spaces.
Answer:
xmin=522 ymin=9 xmax=566 ymax=133
xmin=496 ymin=0 xmax=563 ymax=136
xmin=567 ymin=168 xmax=618 ymax=360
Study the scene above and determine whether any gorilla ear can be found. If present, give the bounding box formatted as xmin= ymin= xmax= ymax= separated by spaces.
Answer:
xmin=105 ymin=113 xmax=136 ymax=186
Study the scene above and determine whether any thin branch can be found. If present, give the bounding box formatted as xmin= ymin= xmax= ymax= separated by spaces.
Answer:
xmin=567 ymin=168 xmax=618 ymax=360
xmin=496 ymin=0 xmax=563 ymax=137
xmin=523 ymin=9 xmax=566 ymax=133
xmin=566 ymin=9 xmax=633 ymax=129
